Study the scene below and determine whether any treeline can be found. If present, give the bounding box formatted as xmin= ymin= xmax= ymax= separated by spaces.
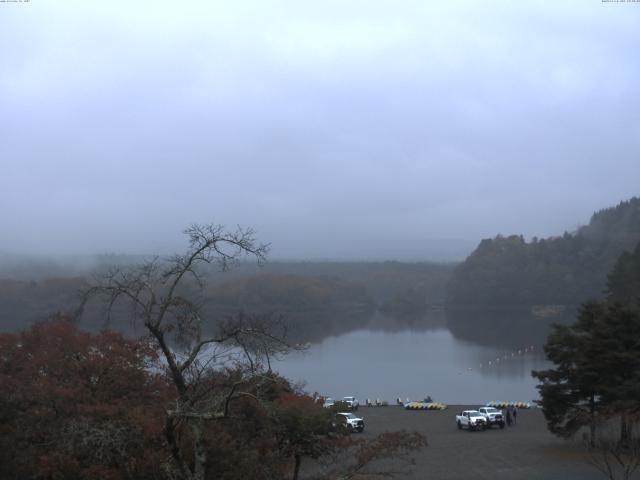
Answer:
xmin=205 ymin=273 xmax=373 ymax=313
xmin=206 ymin=260 xmax=453 ymax=306
xmin=203 ymin=274 xmax=375 ymax=342
xmin=447 ymin=197 xmax=640 ymax=307
xmin=204 ymin=261 xmax=452 ymax=318
xmin=0 ymin=261 xmax=454 ymax=339
xmin=0 ymin=277 xmax=85 ymax=331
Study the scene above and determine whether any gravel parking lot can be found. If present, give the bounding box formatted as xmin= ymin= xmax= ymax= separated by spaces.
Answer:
xmin=344 ymin=405 xmax=608 ymax=480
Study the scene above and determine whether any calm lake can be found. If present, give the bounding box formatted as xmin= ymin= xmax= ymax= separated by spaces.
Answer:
xmin=273 ymin=310 xmax=556 ymax=405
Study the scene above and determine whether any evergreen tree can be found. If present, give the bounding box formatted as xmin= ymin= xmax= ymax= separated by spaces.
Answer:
xmin=532 ymin=302 xmax=605 ymax=446
xmin=533 ymin=302 xmax=640 ymax=446
xmin=606 ymin=242 xmax=640 ymax=306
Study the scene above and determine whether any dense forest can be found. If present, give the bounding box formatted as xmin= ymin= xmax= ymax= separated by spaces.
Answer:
xmin=447 ymin=197 xmax=640 ymax=308
xmin=0 ymin=260 xmax=453 ymax=341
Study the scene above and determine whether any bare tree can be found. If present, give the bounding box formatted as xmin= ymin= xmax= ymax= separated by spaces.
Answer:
xmin=312 ymin=431 xmax=427 ymax=480
xmin=79 ymin=224 xmax=297 ymax=480
xmin=584 ymin=415 xmax=640 ymax=480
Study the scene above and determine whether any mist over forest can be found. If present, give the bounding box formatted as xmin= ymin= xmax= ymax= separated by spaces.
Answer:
xmin=1 ymin=197 xmax=637 ymax=343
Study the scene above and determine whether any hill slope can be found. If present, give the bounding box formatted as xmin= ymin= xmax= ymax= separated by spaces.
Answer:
xmin=447 ymin=197 xmax=640 ymax=307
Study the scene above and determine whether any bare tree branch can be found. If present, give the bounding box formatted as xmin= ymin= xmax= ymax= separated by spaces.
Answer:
xmin=77 ymin=223 xmax=288 ymax=480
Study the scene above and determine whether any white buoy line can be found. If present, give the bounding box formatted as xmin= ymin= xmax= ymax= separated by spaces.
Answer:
xmin=455 ymin=345 xmax=538 ymax=375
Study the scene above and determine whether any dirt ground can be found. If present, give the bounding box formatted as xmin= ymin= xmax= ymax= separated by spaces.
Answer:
xmin=321 ymin=405 xmax=622 ymax=480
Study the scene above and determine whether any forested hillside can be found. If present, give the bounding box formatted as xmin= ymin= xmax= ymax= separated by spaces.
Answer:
xmin=447 ymin=197 xmax=640 ymax=307
xmin=0 ymin=261 xmax=453 ymax=339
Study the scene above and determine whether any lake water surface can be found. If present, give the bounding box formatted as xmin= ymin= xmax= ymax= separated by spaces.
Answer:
xmin=274 ymin=311 xmax=554 ymax=405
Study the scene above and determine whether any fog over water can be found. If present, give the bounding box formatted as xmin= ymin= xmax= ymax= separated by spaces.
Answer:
xmin=2 ymin=1 xmax=639 ymax=261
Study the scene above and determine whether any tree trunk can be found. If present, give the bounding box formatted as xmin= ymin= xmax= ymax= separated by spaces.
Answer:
xmin=192 ymin=419 xmax=207 ymax=480
xmin=165 ymin=415 xmax=193 ymax=480
xmin=292 ymin=453 xmax=301 ymax=480
xmin=589 ymin=394 xmax=596 ymax=449
xmin=619 ymin=414 xmax=630 ymax=449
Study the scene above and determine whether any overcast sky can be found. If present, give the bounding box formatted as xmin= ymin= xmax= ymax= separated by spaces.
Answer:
xmin=1 ymin=0 xmax=639 ymax=261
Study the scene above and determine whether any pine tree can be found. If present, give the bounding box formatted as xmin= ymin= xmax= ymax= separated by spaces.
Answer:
xmin=533 ymin=302 xmax=640 ymax=446
xmin=533 ymin=302 xmax=605 ymax=446
xmin=606 ymin=242 xmax=640 ymax=306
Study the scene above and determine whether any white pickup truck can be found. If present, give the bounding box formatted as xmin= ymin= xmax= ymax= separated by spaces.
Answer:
xmin=343 ymin=396 xmax=359 ymax=411
xmin=478 ymin=407 xmax=505 ymax=428
xmin=335 ymin=412 xmax=365 ymax=433
xmin=455 ymin=410 xmax=487 ymax=431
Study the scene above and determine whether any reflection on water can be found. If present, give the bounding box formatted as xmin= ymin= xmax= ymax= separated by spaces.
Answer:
xmin=274 ymin=309 xmax=565 ymax=404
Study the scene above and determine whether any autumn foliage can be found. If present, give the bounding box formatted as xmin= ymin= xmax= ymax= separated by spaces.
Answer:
xmin=0 ymin=315 xmax=168 ymax=479
xmin=0 ymin=316 xmax=426 ymax=479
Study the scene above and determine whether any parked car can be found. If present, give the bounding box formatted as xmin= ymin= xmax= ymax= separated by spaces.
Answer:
xmin=322 ymin=398 xmax=335 ymax=408
xmin=455 ymin=410 xmax=487 ymax=431
xmin=335 ymin=412 xmax=365 ymax=433
xmin=478 ymin=406 xmax=505 ymax=428
xmin=342 ymin=396 xmax=359 ymax=410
